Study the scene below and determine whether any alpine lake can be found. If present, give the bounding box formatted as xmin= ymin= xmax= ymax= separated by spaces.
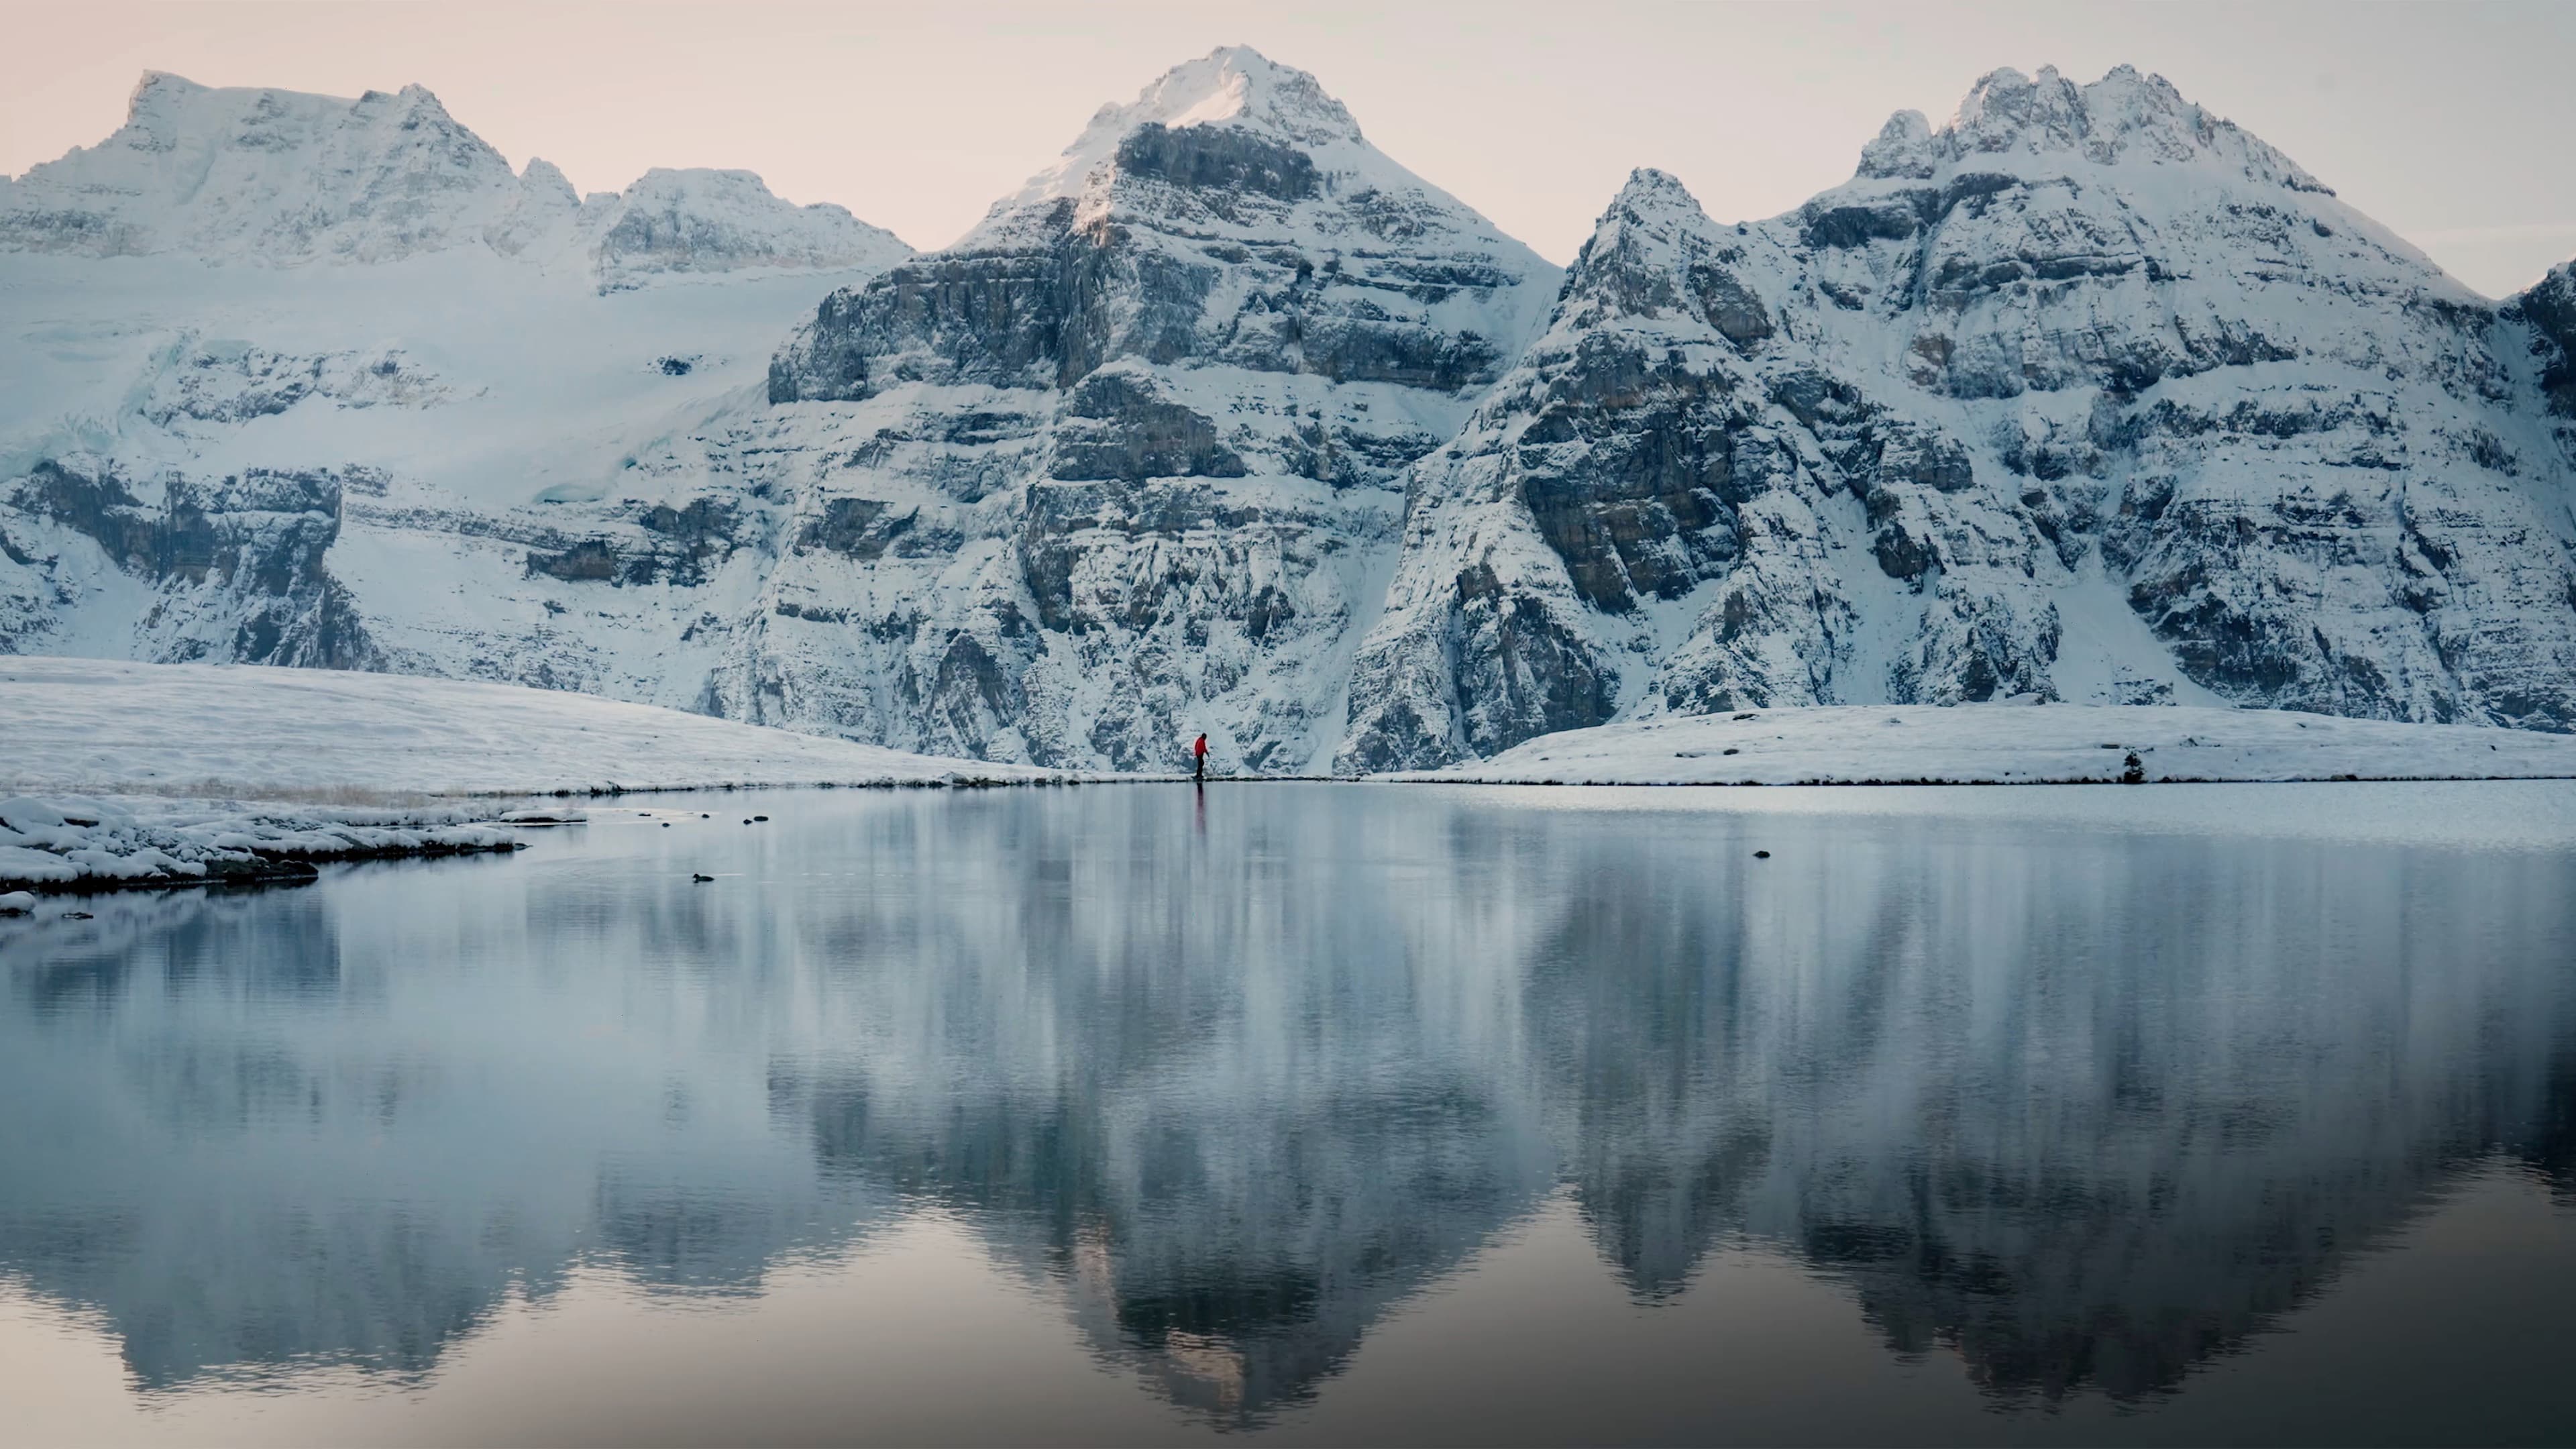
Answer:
xmin=3 ymin=780 xmax=2573 ymax=1446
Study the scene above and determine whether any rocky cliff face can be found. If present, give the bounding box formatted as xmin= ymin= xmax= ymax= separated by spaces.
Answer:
xmin=1340 ymin=66 xmax=2576 ymax=768
xmin=733 ymin=46 xmax=1558 ymax=769
xmin=1 ymin=458 xmax=376 ymax=667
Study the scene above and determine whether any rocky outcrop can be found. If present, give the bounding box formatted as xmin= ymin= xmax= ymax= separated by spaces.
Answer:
xmin=1339 ymin=66 xmax=2576 ymax=769
xmin=2512 ymin=258 xmax=2576 ymax=420
xmin=2 ymin=459 xmax=376 ymax=666
xmin=142 ymin=341 xmax=455 ymax=425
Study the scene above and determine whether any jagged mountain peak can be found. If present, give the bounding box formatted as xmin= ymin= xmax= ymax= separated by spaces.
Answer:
xmin=1119 ymin=45 xmax=1363 ymax=146
xmin=518 ymin=157 xmax=578 ymax=203
xmin=1062 ymin=45 xmax=1364 ymax=159
xmin=1604 ymin=166 xmax=1705 ymax=216
xmin=3 ymin=70 xmax=911 ymax=286
xmin=975 ymin=44 xmax=1433 ymax=244
xmin=1549 ymin=168 xmax=1782 ymax=341
xmin=112 ymin=70 xmax=494 ymax=165
xmin=5 ymin=70 xmax=519 ymax=260
xmin=1556 ymin=167 xmax=1721 ymax=291
xmin=1857 ymin=63 xmax=2327 ymax=195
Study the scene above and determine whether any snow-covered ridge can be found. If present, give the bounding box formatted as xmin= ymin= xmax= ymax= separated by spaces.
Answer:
xmin=582 ymin=167 xmax=909 ymax=290
xmin=1859 ymin=64 xmax=2328 ymax=193
xmin=0 ymin=71 xmax=911 ymax=287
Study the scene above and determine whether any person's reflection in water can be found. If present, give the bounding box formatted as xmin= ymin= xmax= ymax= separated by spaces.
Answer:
xmin=1194 ymin=779 xmax=1206 ymax=835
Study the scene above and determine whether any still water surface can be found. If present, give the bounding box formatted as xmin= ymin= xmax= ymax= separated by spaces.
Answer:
xmin=3 ymin=782 xmax=2573 ymax=1446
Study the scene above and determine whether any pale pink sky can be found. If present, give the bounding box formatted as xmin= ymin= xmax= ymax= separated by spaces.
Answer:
xmin=5 ymin=1 xmax=2573 ymax=296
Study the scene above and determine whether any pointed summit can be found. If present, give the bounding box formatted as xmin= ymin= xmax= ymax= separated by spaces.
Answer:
xmin=971 ymin=46 xmax=1440 ymax=246
xmin=1601 ymin=167 xmax=1709 ymax=223
xmin=1548 ymin=168 xmax=1775 ymax=344
xmin=1118 ymin=45 xmax=1364 ymax=145
xmin=781 ymin=46 xmax=1556 ymax=404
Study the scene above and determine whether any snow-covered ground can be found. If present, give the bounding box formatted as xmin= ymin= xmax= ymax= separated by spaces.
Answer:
xmin=0 ymin=657 xmax=1057 ymax=796
xmin=0 ymin=793 xmax=522 ymax=894
xmin=1395 ymin=704 xmax=2576 ymax=786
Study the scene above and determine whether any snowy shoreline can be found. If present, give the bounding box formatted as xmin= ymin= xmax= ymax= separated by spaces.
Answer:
xmin=9 ymin=660 xmax=2576 ymax=847
xmin=0 ymin=794 xmax=524 ymax=898
xmin=1396 ymin=703 xmax=2576 ymax=787
xmin=0 ymin=658 xmax=1067 ymax=898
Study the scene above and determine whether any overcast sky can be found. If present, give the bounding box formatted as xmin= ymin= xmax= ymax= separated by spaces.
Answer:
xmin=6 ymin=1 xmax=2573 ymax=297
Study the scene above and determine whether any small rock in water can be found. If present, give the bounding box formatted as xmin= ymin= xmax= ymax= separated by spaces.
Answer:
xmin=1753 ymin=850 xmax=1771 ymax=859
xmin=753 ymin=815 xmax=769 ymax=822
xmin=1723 ymin=747 xmax=1739 ymax=756
xmin=691 ymin=873 xmax=714 ymax=883
xmin=700 ymin=813 xmax=710 ymax=818
xmin=62 ymin=911 xmax=94 ymax=920
xmin=660 ymin=822 xmax=670 ymax=828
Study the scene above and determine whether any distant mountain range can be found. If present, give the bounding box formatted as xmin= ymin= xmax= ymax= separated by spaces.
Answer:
xmin=4 ymin=50 xmax=2571 ymax=770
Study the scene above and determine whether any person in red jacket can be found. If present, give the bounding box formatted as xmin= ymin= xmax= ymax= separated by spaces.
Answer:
xmin=1193 ymin=733 xmax=1209 ymax=782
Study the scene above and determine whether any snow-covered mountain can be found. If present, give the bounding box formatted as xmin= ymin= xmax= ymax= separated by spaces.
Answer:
xmin=3 ymin=58 xmax=2573 ymax=770
xmin=0 ymin=72 xmax=906 ymax=286
xmin=1341 ymin=65 xmax=2576 ymax=768
xmin=0 ymin=71 xmax=916 ymax=700
xmin=743 ymin=47 xmax=1558 ymax=767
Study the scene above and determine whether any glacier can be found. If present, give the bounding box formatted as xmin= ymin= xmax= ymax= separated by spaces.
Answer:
xmin=3 ymin=56 xmax=2573 ymax=773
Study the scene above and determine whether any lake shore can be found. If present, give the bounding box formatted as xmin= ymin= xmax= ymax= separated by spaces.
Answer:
xmin=1395 ymin=703 xmax=2576 ymax=786
xmin=9 ymin=661 xmax=2576 ymax=810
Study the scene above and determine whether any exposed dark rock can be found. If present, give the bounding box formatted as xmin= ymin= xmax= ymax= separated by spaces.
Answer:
xmin=7 ymin=458 xmax=377 ymax=668
xmin=1114 ymin=123 xmax=1318 ymax=203
xmin=1049 ymin=372 xmax=1246 ymax=482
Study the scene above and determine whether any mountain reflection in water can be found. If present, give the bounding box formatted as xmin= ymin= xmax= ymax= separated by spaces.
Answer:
xmin=1 ymin=784 xmax=2571 ymax=1431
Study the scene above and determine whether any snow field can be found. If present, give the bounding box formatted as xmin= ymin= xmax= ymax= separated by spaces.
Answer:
xmin=1401 ymin=703 xmax=2576 ymax=786
xmin=0 ymin=657 xmax=1061 ymax=796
